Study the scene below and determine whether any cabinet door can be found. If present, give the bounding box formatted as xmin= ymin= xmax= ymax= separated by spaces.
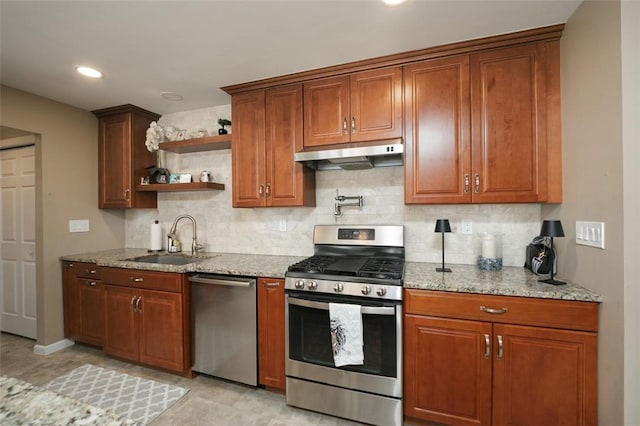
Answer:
xmin=232 ymin=91 xmax=266 ymax=207
xmin=103 ymin=285 xmax=139 ymax=362
xmin=404 ymin=57 xmax=471 ymax=204
xmin=257 ymin=278 xmax=285 ymax=391
xmin=351 ymin=67 xmax=403 ymax=142
xmin=265 ymin=85 xmax=315 ymax=207
xmin=138 ymin=289 xmax=184 ymax=372
xmin=303 ymin=76 xmax=350 ymax=147
xmin=62 ymin=262 xmax=79 ymax=339
xmin=78 ymin=279 xmax=104 ymax=347
xmin=404 ymin=314 xmax=492 ymax=426
xmin=471 ymin=44 xmax=548 ymax=203
xmin=492 ymin=324 xmax=597 ymax=426
xmin=99 ymin=114 xmax=132 ymax=208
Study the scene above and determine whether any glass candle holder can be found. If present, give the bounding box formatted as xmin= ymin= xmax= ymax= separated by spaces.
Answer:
xmin=478 ymin=233 xmax=503 ymax=271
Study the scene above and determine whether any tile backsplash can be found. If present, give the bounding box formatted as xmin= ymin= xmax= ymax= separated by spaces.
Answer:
xmin=126 ymin=105 xmax=541 ymax=266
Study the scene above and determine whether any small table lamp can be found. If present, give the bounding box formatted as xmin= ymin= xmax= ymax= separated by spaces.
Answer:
xmin=435 ymin=219 xmax=452 ymax=272
xmin=539 ymin=220 xmax=566 ymax=285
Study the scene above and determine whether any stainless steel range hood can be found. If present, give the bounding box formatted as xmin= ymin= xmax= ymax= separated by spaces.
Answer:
xmin=294 ymin=139 xmax=403 ymax=171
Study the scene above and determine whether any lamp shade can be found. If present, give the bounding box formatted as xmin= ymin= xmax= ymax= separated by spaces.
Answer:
xmin=434 ymin=219 xmax=451 ymax=233
xmin=540 ymin=220 xmax=565 ymax=238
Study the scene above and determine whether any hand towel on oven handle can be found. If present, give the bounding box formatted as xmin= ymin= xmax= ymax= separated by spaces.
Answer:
xmin=329 ymin=303 xmax=364 ymax=366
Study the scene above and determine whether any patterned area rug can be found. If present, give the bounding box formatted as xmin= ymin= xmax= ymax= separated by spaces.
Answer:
xmin=45 ymin=364 xmax=189 ymax=425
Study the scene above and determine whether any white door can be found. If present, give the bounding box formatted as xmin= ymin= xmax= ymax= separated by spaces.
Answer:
xmin=0 ymin=145 xmax=37 ymax=339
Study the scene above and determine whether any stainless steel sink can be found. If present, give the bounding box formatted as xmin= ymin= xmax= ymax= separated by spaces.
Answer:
xmin=125 ymin=254 xmax=209 ymax=265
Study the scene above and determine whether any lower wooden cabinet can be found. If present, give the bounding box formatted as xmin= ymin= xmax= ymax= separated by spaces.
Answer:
xmin=102 ymin=268 xmax=190 ymax=374
xmin=62 ymin=261 xmax=103 ymax=346
xmin=403 ymin=290 xmax=598 ymax=426
xmin=257 ymin=277 xmax=286 ymax=391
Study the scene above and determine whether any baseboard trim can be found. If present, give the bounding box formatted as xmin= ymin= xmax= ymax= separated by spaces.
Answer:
xmin=33 ymin=339 xmax=74 ymax=355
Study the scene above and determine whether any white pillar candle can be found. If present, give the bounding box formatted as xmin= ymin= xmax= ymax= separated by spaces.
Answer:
xmin=482 ymin=234 xmax=497 ymax=259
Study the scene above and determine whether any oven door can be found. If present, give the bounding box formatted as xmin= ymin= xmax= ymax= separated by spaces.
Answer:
xmin=285 ymin=291 xmax=402 ymax=398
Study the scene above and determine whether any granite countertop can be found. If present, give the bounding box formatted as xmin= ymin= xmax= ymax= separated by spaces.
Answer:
xmin=60 ymin=249 xmax=602 ymax=302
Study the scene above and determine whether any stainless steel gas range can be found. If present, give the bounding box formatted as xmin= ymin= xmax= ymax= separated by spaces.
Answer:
xmin=284 ymin=225 xmax=404 ymax=426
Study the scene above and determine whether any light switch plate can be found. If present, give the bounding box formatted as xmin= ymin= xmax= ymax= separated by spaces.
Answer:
xmin=576 ymin=221 xmax=605 ymax=249
xmin=69 ymin=219 xmax=90 ymax=233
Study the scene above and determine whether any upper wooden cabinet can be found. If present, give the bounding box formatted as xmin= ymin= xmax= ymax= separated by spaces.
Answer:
xmin=93 ymin=104 xmax=160 ymax=209
xmin=303 ymin=67 xmax=403 ymax=147
xmin=405 ymin=42 xmax=562 ymax=204
xmin=232 ymin=85 xmax=315 ymax=208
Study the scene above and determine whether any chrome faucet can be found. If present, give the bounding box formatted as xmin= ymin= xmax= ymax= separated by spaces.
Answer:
xmin=167 ymin=214 xmax=204 ymax=255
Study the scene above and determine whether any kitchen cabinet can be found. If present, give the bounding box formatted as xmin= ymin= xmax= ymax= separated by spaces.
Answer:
xmin=303 ymin=67 xmax=403 ymax=147
xmin=232 ymin=85 xmax=315 ymax=208
xmin=405 ymin=42 xmax=562 ymax=204
xmin=62 ymin=261 xmax=104 ymax=347
xmin=403 ymin=290 xmax=598 ymax=426
xmin=257 ymin=277 xmax=285 ymax=391
xmin=102 ymin=267 xmax=190 ymax=375
xmin=93 ymin=104 xmax=160 ymax=209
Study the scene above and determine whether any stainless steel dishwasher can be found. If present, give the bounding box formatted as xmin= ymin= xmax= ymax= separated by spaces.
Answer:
xmin=189 ymin=274 xmax=257 ymax=386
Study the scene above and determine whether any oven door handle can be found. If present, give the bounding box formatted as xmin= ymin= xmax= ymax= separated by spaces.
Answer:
xmin=287 ymin=296 xmax=396 ymax=316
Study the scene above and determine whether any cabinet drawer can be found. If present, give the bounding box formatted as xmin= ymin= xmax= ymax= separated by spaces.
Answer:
xmin=63 ymin=261 xmax=101 ymax=279
xmin=404 ymin=289 xmax=598 ymax=332
xmin=102 ymin=267 xmax=183 ymax=293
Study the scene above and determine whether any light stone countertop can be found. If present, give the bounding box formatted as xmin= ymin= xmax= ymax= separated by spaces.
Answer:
xmin=60 ymin=249 xmax=602 ymax=302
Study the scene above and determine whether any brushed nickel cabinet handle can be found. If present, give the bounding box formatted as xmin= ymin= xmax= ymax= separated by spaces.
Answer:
xmin=66 ymin=263 xmax=74 ymax=268
xmin=474 ymin=173 xmax=480 ymax=194
xmin=464 ymin=174 xmax=470 ymax=194
xmin=258 ymin=185 xmax=264 ymax=198
xmin=87 ymin=269 xmax=97 ymax=275
xmin=265 ymin=183 xmax=271 ymax=197
xmin=343 ymin=117 xmax=348 ymax=134
xmin=124 ymin=188 xmax=130 ymax=200
xmin=130 ymin=296 xmax=137 ymax=312
xmin=88 ymin=281 xmax=97 ymax=287
xmin=130 ymin=277 xmax=143 ymax=282
xmin=135 ymin=296 xmax=142 ymax=313
xmin=263 ymin=282 xmax=280 ymax=288
xmin=497 ymin=335 xmax=504 ymax=360
xmin=351 ymin=117 xmax=356 ymax=134
xmin=484 ymin=334 xmax=491 ymax=359
xmin=480 ymin=306 xmax=508 ymax=315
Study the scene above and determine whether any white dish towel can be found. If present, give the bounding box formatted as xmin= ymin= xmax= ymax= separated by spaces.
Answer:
xmin=329 ymin=302 xmax=364 ymax=367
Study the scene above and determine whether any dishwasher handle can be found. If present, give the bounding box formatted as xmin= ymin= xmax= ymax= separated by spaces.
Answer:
xmin=189 ymin=274 xmax=255 ymax=288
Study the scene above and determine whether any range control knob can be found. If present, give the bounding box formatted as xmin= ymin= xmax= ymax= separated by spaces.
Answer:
xmin=334 ymin=282 xmax=344 ymax=293
xmin=308 ymin=281 xmax=318 ymax=290
xmin=376 ymin=287 xmax=387 ymax=297
xmin=361 ymin=285 xmax=371 ymax=295
xmin=295 ymin=280 xmax=305 ymax=289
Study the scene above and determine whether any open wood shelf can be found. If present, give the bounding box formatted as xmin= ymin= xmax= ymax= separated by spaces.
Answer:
xmin=136 ymin=182 xmax=225 ymax=192
xmin=158 ymin=134 xmax=231 ymax=153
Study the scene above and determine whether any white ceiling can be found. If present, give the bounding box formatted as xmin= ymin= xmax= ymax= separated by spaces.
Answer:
xmin=0 ymin=0 xmax=580 ymax=115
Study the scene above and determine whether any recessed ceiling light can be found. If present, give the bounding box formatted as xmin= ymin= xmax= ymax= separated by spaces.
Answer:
xmin=76 ymin=66 xmax=103 ymax=78
xmin=161 ymin=92 xmax=184 ymax=102
xmin=382 ymin=0 xmax=407 ymax=5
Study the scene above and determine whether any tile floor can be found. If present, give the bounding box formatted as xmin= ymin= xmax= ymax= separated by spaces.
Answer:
xmin=0 ymin=332 xmax=365 ymax=425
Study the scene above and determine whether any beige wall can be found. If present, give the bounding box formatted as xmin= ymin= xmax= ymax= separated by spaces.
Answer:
xmin=546 ymin=1 xmax=624 ymax=424
xmin=0 ymin=85 xmax=126 ymax=346
xmin=621 ymin=1 xmax=640 ymax=423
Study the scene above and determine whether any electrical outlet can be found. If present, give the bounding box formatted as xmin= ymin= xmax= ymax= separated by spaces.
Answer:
xmin=69 ymin=219 xmax=90 ymax=233
xmin=576 ymin=221 xmax=605 ymax=249
xmin=460 ymin=220 xmax=473 ymax=235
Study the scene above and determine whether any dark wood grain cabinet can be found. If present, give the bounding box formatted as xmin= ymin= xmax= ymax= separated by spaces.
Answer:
xmin=232 ymin=85 xmax=315 ymax=208
xmin=405 ymin=42 xmax=562 ymax=204
xmin=62 ymin=261 xmax=103 ymax=347
xmin=101 ymin=267 xmax=190 ymax=375
xmin=93 ymin=104 xmax=160 ymax=209
xmin=303 ymin=67 xmax=403 ymax=147
xmin=257 ymin=277 xmax=286 ymax=391
xmin=403 ymin=290 xmax=598 ymax=426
